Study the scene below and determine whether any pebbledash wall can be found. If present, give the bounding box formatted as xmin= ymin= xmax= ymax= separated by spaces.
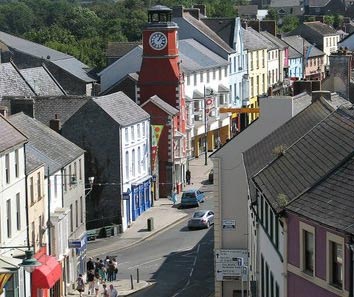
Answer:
xmin=286 ymin=212 xmax=350 ymax=297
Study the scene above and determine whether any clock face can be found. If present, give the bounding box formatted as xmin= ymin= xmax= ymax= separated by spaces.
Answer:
xmin=149 ymin=32 xmax=168 ymax=50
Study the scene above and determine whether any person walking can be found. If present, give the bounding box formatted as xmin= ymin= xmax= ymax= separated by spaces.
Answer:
xmin=94 ymin=272 xmax=101 ymax=297
xmin=186 ymin=169 xmax=191 ymax=185
xmin=87 ymin=257 xmax=95 ymax=272
xmin=108 ymin=284 xmax=118 ymax=297
xmin=76 ymin=274 xmax=85 ymax=297
xmin=102 ymin=283 xmax=109 ymax=297
xmin=112 ymin=257 xmax=118 ymax=280
xmin=107 ymin=260 xmax=115 ymax=282
xmin=87 ymin=269 xmax=95 ymax=295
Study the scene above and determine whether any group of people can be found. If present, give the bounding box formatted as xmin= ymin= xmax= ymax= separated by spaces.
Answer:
xmin=76 ymin=256 xmax=119 ymax=296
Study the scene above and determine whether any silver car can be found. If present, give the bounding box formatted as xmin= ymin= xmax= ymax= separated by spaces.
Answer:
xmin=188 ymin=210 xmax=214 ymax=229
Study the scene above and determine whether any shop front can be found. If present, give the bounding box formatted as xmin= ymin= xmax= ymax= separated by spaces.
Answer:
xmin=31 ymin=247 xmax=62 ymax=297
xmin=131 ymin=176 xmax=152 ymax=221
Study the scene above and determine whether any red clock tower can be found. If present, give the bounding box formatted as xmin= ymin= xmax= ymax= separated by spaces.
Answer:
xmin=138 ymin=5 xmax=187 ymax=197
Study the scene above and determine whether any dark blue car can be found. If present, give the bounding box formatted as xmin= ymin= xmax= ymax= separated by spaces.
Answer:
xmin=180 ymin=189 xmax=206 ymax=208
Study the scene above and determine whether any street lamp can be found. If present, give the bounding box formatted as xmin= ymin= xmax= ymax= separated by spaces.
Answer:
xmin=204 ymin=86 xmax=214 ymax=166
xmin=85 ymin=176 xmax=95 ymax=198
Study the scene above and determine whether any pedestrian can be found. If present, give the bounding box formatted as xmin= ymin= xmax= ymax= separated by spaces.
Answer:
xmin=186 ymin=169 xmax=191 ymax=185
xmin=76 ymin=274 xmax=85 ymax=297
xmin=172 ymin=187 xmax=177 ymax=205
xmin=102 ymin=283 xmax=109 ymax=297
xmin=107 ymin=260 xmax=115 ymax=282
xmin=112 ymin=257 xmax=118 ymax=280
xmin=98 ymin=260 xmax=106 ymax=281
xmin=94 ymin=272 xmax=101 ymax=297
xmin=87 ymin=257 xmax=95 ymax=272
xmin=87 ymin=269 xmax=95 ymax=295
xmin=95 ymin=258 xmax=101 ymax=274
xmin=108 ymin=284 xmax=118 ymax=297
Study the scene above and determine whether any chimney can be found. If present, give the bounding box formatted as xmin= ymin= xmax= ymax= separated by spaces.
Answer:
xmin=187 ymin=8 xmax=200 ymax=20
xmin=0 ymin=105 xmax=8 ymax=117
xmin=50 ymin=114 xmax=61 ymax=133
xmin=193 ymin=4 xmax=206 ymax=16
xmin=172 ymin=5 xmax=184 ymax=17
xmin=293 ymin=80 xmax=321 ymax=96
xmin=312 ymin=90 xmax=331 ymax=102
xmin=242 ymin=20 xmax=248 ymax=29
xmin=247 ymin=20 xmax=260 ymax=32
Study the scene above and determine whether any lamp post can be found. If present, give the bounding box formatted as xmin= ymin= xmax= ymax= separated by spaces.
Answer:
xmin=204 ymin=86 xmax=214 ymax=166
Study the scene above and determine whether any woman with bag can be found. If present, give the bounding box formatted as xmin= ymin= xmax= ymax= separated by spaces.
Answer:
xmin=76 ymin=274 xmax=85 ymax=297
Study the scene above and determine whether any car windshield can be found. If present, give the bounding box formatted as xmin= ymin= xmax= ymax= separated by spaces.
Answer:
xmin=193 ymin=211 xmax=206 ymax=218
xmin=183 ymin=192 xmax=196 ymax=198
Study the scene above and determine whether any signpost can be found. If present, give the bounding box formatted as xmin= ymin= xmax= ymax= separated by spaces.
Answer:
xmin=222 ymin=219 xmax=236 ymax=230
xmin=215 ymin=249 xmax=248 ymax=281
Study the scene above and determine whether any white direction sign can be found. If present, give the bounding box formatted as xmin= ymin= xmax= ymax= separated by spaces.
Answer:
xmin=215 ymin=249 xmax=248 ymax=281
xmin=222 ymin=219 xmax=236 ymax=230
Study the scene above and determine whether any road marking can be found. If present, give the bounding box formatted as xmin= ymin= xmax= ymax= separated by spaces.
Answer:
xmin=128 ymin=257 xmax=163 ymax=269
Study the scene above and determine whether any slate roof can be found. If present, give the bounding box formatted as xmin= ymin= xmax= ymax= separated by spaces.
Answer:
xmin=260 ymin=31 xmax=288 ymax=49
xmin=93 ymin=92 xmax=150 ymax=127
xmin=270 ymin=0 xmax=302 ymax=6
xmin=20 ymin=66 xmax=66 ymax=96
xmin=257 ymin=31 xmax=279 ymax=50
xmin=0 ymin=114 xmax=27 ymax=154
xmin=8 ymin=112 xmax=84 ymax=173
xmin=282 ymin=35 xmax=325 ymax=57
xmin=292 ymin=92 xmax=313 ymax=115
xmin=179 ymin=39 xmax=229 ymax=73
xmin=26 ymin=149 xmax=44 ymax=174
xmin=140 ymin=95 xmax=179 ymax=116
xmin=244 ymin=98 xmax=336 ymax=200
xmin=287 ymin=154 xmax=354 ymax=234
xmin=0 ymin=31 xmax=95 ymax=83
xmin=106 ymin=42 xmax=142 ymax=58
xmin=304 ymin=21 xmax=338 ymax=35
xmin=237 ymin=5 xmax=258 ymax=17
xmin=201 ymin=18 xmax=235 ymax=47
xmin=1 ymin=96 xmax=89 ymax=126
xmin=179 ymin=12 xmax=234 ymax=54
xmin=308 ymin=0 xmax=331 ymax=7
xmin=243 ymin=27 xmax=268 ymax=51
xmin=252 ymin=106 xmax=354 ymax=212
xmin=0 ymin=63 xmax=35 ymax=98
xmin=287 ymin=44 xmax=303 ymax=59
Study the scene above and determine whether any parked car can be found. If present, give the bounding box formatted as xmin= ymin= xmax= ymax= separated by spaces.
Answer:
xmin=188 ymin=210 xmax=214 ymax=229
xmin=180 ymin=189 xmax=205 ymax=208
xmin=208 ymin=169 xmax=214 ymax=183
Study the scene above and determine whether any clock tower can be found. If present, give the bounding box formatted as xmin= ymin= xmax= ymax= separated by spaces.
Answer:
xmin=138 ymin=5 xmax=180 ymax=107
xmin=138 ymin=5 xmax=187 ymax=197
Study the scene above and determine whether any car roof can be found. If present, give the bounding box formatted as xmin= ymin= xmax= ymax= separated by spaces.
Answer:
xmin=183 ymin=189 xmax=199 ymax=193
xmin=193 ymin=210 xmax=212 ymax=214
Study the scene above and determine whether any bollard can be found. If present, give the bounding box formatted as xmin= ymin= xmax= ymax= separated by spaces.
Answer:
xmin=147 ymin=217 xmax=154 ymax=231
xmin=137 ymin=268 xmax=140 ymax=283
xmin=130 ymin=274 xmax=134 ymax=290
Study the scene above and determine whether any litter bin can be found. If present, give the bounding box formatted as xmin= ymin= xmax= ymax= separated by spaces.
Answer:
xmin=147 ymin=217 xmax=154 ymax=231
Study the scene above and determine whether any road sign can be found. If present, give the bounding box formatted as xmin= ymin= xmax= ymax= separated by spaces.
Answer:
xmin=215 ymin=249 xmax=248 ymax=281
xmin=222 ymin=219 xmax=236 ymax=230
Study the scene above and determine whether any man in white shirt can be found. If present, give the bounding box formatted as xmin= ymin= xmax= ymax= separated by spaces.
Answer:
xmin=108 ymin=284 xmax=118 ymax=297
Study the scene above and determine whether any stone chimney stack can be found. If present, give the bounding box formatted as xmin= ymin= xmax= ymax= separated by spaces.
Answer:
xmin=50 ymin=114 xmax=61 ymax=133
xmin=193 ymin=4 xmax=206 ymax=16
xmin=293 ymin=80 xmax=321 ymax=96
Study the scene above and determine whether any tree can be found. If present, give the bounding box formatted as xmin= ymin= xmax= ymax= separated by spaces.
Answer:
xmin=281 ymin=15 xmax=299 ymax=33
xmin=323 ymin=15 xmax=334 ymax=27
xmin=265 ymin=8 xmax=279 ymax=23
xmin=0 ymin=2 xmax=34 ymax=34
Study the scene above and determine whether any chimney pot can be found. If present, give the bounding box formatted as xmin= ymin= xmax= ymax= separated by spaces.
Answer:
xmin=0 ymin=106 xmax=8 ymax=117
xmin=50 ymin=115 xmax=61 ymax=133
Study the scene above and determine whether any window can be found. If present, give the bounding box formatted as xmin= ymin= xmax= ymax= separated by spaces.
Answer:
xmin=330 ymin=241 xmax=343 ymax=289
xmin=15 ymin=149 xmax=19 ymax=178
xmin=30 ymin=176 xmax=34 ymax=204
xmin=265 ymin=263 xmax=269 ymax=297
xmin=37 ymin=172 xmax=41 ymax=199
xmin=31 ymin=221 xmax=35 ymax=247
xmin=80 ymin=196 xmax=83 ymax=223
xmin=142 ymin=122 xmax=146 ymax=137
xmin=304 ymin=231 xmax=314 ymax=274
xmin=132 ymin=149 xmax=136 ymax=176
xmin=224 ymin=66 xmax=227 ymax=77
xmin=233 ymin=57 xmax=236 ymax=72
xmin=207 ymin=70 xmax=210 ymax=83
xmin=194 ymin=73 xmax=197 ymax=86
xmin=234 ymin=83 xmax=237 ymax=100
xmin=131 ymin=126 xmax=135 ymax=142
xmin=74 ymin=162 xmax=77 ymax=182
xmin=143 ymin=144 xmax=147 ymax=170
xmin=137 ymin=124 xmax=141 ymax=139
xmin=262 ymin=51 xmax=265 ymax=67
xmin=186 ymin=75 xmax=190 ymax=85
xmin=200 ymin=71 xmax=203 ymax=82
xmin=213 ymin=69 xmax=216 ymax=80
xmin=79 ymin=159 xmax=82 ymax=180
xmin=125 ymin=128 xmax=129 ymax=143
xmin=261 ymin=255 xmax=265 ymax=296
xmin=265 ymin=202 xmax=269 ymax=232
xmin=270 ymin=210 xmax=274 ymax=240
xmin=251 ymin=77 xmax=254 ymax=97
xmin=63 ymin=168 xmax=67 ymax=191
xmin=219 ymin=68 xmax=222 ymax=80
xmin=138 ymin=147 xmax=141 ymax=174
xmin=6 ymin=199 xmax=11 ymax=238
xmin=125 ymin=151 xmax=129 ymax=178
xmin=54 ymin=175 xmax=58 ymax=197
xmin=70 ymin=204 xmax=73 ymax=232
xmin=69 ymin=165 xmax=72 ymax=186
xmin=75 ymin=200 xmax=78 ymax=228
xmin=16 ymin=193 xmax=20 ymax=230
xmin=238 ymin=56 xmax=241 ymax=70
xmin=38 ymin=215 xmax=42 ymax=246
xmin=5 ymin=153 xmax=10 ymax=183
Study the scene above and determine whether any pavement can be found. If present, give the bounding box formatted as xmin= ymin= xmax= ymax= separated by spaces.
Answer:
xmin=70 ymin=154 xmax=213 ymax=296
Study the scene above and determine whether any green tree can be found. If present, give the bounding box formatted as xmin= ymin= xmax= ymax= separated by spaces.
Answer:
xmin=122 ymin=9 xmax=147 ymax=41
xmin=0 ymin=2 xmax=34 ymax=34
xmin=323 ymin=15 xmax=334 ymax=26
xmin=281 ymin=15 xmax=299 ymax=32
xmin=333 ymin=14 xmax=344 ymax=29
xmin=265 ymin=8 xmax=279 ymax=22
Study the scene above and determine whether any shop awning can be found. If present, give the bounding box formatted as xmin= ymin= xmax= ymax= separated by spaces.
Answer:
xmin=32 ymin=255 xmax=62 ymax=288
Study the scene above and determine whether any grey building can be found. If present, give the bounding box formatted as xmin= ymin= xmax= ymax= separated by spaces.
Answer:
xmin=61 ymin=92 xmax=151 ymax=231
